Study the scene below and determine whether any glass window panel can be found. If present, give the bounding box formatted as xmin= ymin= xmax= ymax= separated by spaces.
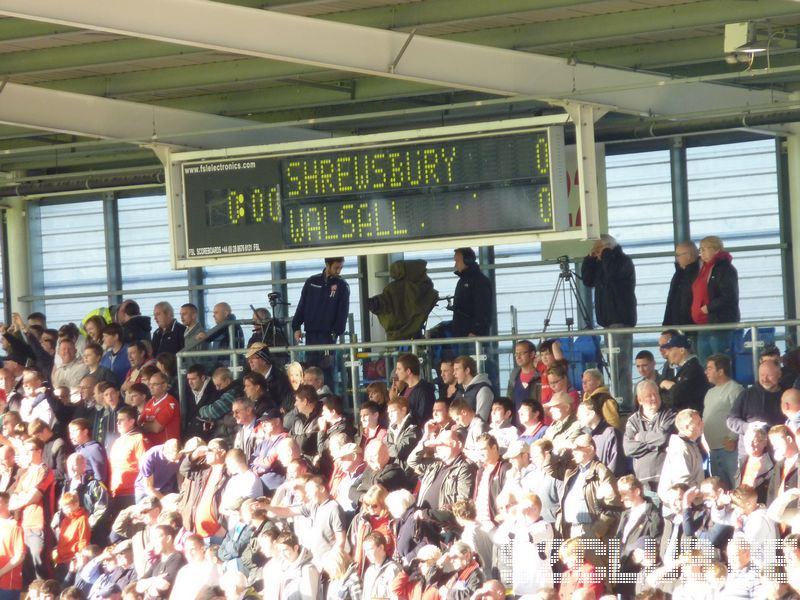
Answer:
xmin=119 ymin=194 xmax=189 ymax=313
xmin=38 ymin=200 xmax=108 ymax=325
xmin=688 ymin=140 xmax=780 ymax=242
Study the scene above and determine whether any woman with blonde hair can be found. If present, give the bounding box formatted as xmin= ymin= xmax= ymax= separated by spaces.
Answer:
xmin=691 ymin=235 xmax=739 ymax=363
xmin=349 ymin=484 xmax=395 ymax=576
xmin=320 ymin=548 xmax=362 ymax=600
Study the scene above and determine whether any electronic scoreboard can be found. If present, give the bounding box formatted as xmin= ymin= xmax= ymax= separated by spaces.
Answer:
xmin=168 ymin=117 xmax=573 ymax=267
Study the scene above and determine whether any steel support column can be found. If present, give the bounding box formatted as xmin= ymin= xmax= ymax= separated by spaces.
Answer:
xmin=786 ymin=125 xmax=800 ymax=336
xmin=777 ymin=136 xmax=797 ymax=345
xmin=22 ymin=199 xmax=41 ymax=315
xmin=670 ymin=137 xmax=691 ymax=244
xmin=187 ymin=267 xmax=205 ymax=328
xmin=103 ymin=193 xmax=123 ymax=307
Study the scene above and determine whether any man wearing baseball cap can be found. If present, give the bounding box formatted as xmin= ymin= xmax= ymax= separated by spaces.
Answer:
xmin=542 ymin=392 xmax=582 ymax=456
xmin=502 ymin=442 xmax=537 ymax=500
xmin=658 ymin=334 xmax=709 ymax=412
xmin=251 ymin=408 xmax=288 ymax=493
xmin=245 ymin=343 xmax=293 ymax=420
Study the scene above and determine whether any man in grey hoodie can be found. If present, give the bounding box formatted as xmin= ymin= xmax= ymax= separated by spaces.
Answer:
xmin=453 ymin=355 xmax=494 ymax=422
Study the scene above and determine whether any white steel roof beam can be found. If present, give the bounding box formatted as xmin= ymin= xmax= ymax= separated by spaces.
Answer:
xmin=0 ymin=0 xmax=788 ymax=118
xmin=0 ymin=82 xmax=325 ymax=148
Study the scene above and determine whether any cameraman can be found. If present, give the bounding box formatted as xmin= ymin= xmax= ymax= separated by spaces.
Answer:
xmin=451 ymin=248 xmax=492 ymax=338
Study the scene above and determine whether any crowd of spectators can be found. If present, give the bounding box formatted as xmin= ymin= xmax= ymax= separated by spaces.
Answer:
xmin=0 ymin=240 xmax=797 ymax=600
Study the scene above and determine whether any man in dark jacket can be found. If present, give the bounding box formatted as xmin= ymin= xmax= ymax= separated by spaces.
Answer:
xmin=395 ymin=353 xmax=436 ymax=425
xmin=385 ymin=396 xmax=421 ymax=471
xmin=350 ymin=440 xmax=412 ymax=504
xmin=206 ymin=302 xmax=245 ymax=350
xmin=614 ymin=474 xmax=663 ymax=598
xmin=663 ymin=242 xmax=700 ymax=327
xmin=767 ymin=424 xmax=800 ymax=506
xmin=290 ymin=384 xmax=322 ymax=464
xmin=292 ymin=257 xmax=350 ymax=384
xmin=727 ymin=360 xmax=786 ymax=459
xmin=245 ymin=344 xmax=293 ymax=419
xmin=408 ymin=429 xmax=477 ymax=511
xmin=118 ymin=300 xmax=152 ymax=344
xmin=151 ymin=302 xmax=186 ymax=356
xmin=451 ymin=248 xmax=492 ymax=338
xmin=659 ymin=334 xmax=710 ymax=412
xmin=581 ymin=234 xmax=637 ymax=408
xmin=184 ymin=364 xmax=216 ymax=439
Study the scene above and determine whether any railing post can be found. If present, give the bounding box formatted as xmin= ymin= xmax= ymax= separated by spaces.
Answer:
xmin=229 ymin=323 xmax=240 ymax=377
xmin=606 ymin=330 xmax=618 ymax=402
xmin=751 ymin=326 xmax=760 ymax=381
xmin=474 ymin=339 xmax=483 ymax=374
xmin=510 ymin=305 xmax=518 ymax=337
xmin=349 ymin=344 xmax=360 ymax=418
xmin=177 ymin=353 xmax=187 ymax=432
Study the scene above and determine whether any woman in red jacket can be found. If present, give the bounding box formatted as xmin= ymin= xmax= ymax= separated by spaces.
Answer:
xmin=691 ymin=235 xmax=739 ymax=364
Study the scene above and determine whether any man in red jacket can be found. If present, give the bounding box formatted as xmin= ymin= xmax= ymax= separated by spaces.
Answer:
xmin=139 ymin=371 xmax=180 ymax=445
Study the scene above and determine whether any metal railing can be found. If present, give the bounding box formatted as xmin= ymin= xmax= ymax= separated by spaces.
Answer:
xmin=176 ymin=317 xmax=800 ymax=422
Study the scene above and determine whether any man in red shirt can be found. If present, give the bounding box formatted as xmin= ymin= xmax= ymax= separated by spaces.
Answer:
xmin=0 ymin=491 xmax=25 ymax=600
xmin=9 ymin=437 xmax=55 ymax=584
xmin=110 ymin=405 xmax=148 ymax=513
xmin=139 ymin=371 xmax=181 ymax=445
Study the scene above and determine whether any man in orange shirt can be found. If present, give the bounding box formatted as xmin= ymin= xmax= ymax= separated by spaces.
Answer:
xmin=139 ymin=372 xmax=181 ymax=446
xmin=51 ymin=491 xmax=90 ymax=579
xmin=109 ymin=405 xmax=148 ymax=513
xmin=0 ymin=491 xmax=25 ymax=600
xmin=9 ymin=437 xmax=55 ymax=584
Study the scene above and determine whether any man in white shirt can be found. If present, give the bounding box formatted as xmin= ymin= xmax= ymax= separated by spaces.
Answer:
xmin=361 ymin=532 xmax=401 ymax=600
xmin=730 ymin=485 xmax=778 ymax=568
xmin=19 ymin=368 xmax=55 ymax=427
xmin=51 ymin=338 xmax=88 ymax=393
xmin=169 ymin=533 xmax=219 ymax=600
xmin=220 ymin=448 xmax=262 ymax=526
xmin=232 ymin=398 xmax=258 ymax=462
xmin=487 ymin=398 xmax=519 ymax=454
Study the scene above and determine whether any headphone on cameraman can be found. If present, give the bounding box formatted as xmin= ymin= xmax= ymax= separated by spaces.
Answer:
xmin=456 ymin=247 xmax=477 ymax=266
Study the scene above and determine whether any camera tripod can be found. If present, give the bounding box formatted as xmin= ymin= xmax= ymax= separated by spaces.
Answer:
xmin=541 ymin=256 xmax=608 ymax=376
xmin=250 ymin=293 xmax=291 ymax=348
xmin=543 ymin=256 xmax=593 ymax=333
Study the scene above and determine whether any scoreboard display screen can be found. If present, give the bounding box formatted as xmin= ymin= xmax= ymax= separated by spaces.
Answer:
xmin=174 ymin=122 xmax=567 ymax=263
